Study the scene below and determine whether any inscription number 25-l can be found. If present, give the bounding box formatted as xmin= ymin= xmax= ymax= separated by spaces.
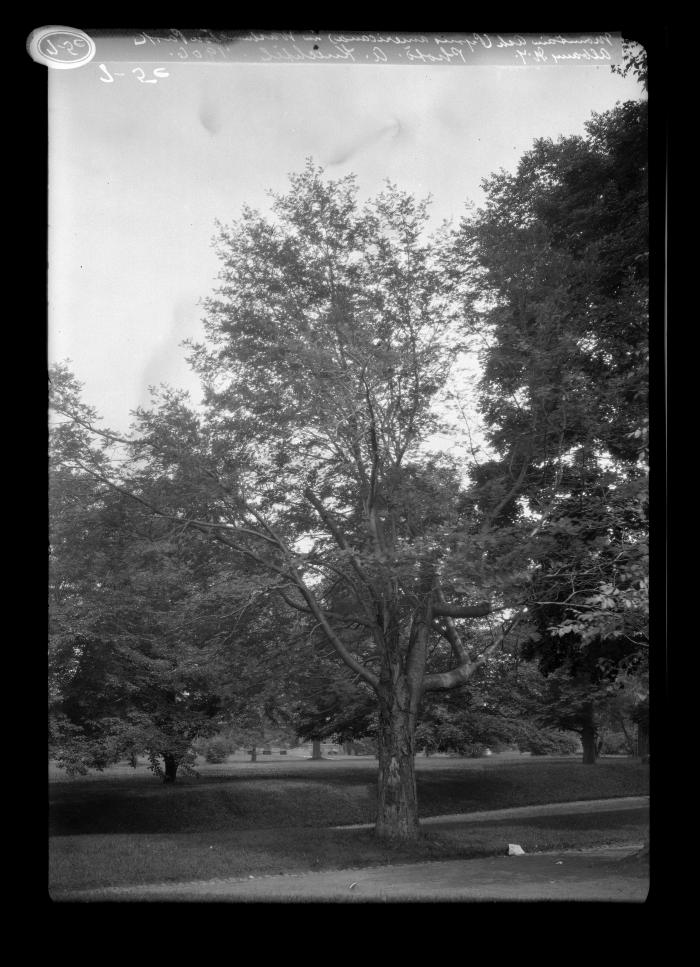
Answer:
xmin=99 ymin=64 xmax=170 ymax=83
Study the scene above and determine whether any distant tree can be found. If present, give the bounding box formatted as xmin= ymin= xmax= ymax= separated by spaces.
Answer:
xmin=49 ymin=369 xmax=302 ymax=781
xmin=49 ymin=466 xmax=224 ymax=781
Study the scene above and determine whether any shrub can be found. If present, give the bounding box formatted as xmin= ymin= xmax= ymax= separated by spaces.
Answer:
xmin=519 ymin=730 xmax=580 ymax=756
xmin=204 ymin=741 xmax=231 ymax=764
xmin=600 ymin=731 xmax=634 ymax=755
xmin=486 ymin=738 xmax=513 ymax=754
xmin=344 ymin=737 xmax=377 ymax=755
xmin=463 ymin=742 xmax=490 ymax=758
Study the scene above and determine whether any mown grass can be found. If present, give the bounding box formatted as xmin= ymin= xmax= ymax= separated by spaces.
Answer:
xmin=49 ymin=755 xmax=649 ymax=895
xmin=50 ymin=756 xmax=648 ymax=835
xmin=49 ymin=809 xmax=648 ymax=895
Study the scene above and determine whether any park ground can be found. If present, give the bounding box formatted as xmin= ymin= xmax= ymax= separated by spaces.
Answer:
xmin=49 ymin=752 xmax=650 ymax=902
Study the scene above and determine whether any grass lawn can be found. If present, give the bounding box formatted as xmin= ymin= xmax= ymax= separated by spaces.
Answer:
xmin=49 ymin=754 xmax=649 ymax=896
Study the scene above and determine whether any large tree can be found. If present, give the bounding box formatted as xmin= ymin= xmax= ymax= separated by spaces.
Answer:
xmin=51 ymin=169 xmax=531 ymax=839
xmin=453 ymin=71 xmax=649 ymax=747
xmin=184 ymin=167 xmax=542 ymax=838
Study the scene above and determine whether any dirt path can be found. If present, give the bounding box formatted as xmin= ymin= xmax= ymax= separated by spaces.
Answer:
xmin=336 ymin=795 xmax=650 ymax=829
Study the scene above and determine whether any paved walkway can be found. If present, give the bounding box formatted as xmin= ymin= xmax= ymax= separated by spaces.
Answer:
xmin=54 ymin=797 xmax=649 ymax=903
xmin=335 ymin=795 xmax=649 ymax=829
xmin=56 ymin=845 xmax=648 ymax=902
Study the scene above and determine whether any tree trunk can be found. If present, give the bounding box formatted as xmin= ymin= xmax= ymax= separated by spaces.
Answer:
xmin=311 ymin=739 xmax=323 ymax=760
xmin=581 ymin=723 xmax=598 ymax=765
xmin=637 ymin=719 xmax=649 ymax=759
xmin=250 ymin=745 xmax=257 ymax=762
xmin=375 ymin=671 xmax=420 ymax=841
xmin=617 ymin=715 xmax=636 ymax=755
xmin=163 ymin=753 xmax=178 ymax=783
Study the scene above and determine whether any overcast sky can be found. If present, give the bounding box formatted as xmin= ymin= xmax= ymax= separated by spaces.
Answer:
xmin=48 ymin=54 xmax=642 ymax=432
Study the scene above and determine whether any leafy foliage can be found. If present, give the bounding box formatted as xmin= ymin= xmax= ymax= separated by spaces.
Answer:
xmin=49 ymin=371 xmax=307 ymax=779
xmin=454 ymin=74 xmax=649 ymax=733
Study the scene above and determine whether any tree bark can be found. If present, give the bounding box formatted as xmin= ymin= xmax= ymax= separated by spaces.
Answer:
xmin=617 ymin=715 xmax=635 ymax=755
xmin=163 ymin=752 xmax=178 ymax=783
xmin=311 ymin=739 xmax=323 ymax=760
xmin=581 ymin=723 xmax=598 ymax=765
xmin=637 ymin=719 xmax=649 ymax=759
xmin=375 ymin=663 xmax=420 ymax=841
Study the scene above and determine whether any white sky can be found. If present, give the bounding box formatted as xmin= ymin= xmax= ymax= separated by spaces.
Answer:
xmin=48 ymin=57 xmax=642 ymax=432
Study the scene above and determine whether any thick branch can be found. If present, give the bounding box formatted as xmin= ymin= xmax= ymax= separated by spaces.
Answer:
xmin=287 ymin=567 xmax=379 ymax=691
xmin=432 ymin=587 xmax=469 ymax=661
xmin=423 ymin=610 xmax=527 ymax=693
xmin=422 ymin=665 xmax=476 ymax=692
xmin=405 ymin=607 xmax=431 ymax=706
xmin=433 ymin=619 xmax=468 ymax=663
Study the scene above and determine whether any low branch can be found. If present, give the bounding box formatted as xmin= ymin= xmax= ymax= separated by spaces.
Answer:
xmin=69 ymin=442 xmax=380 ymax=690
xmin=433 ymin=619 xmax=468 ymax=663
xmin=423 ymin=610 xmax=526 ymax=693
xmin=287 ymin=568 xmax=380 ymax=691
xmin=422 ymin=662 xmax=480 ymax=692
xmin=432 ymin=588 xmax=469 ymax=662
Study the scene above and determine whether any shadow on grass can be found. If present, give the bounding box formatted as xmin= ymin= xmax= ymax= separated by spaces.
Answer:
xmin=50 ymin=759 xmax=649 ymax=837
